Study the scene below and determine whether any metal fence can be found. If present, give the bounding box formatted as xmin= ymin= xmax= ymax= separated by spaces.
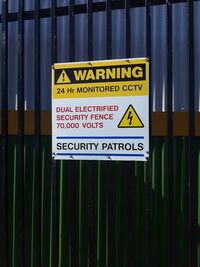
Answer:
xmin=0 ymin=0 xmax=200 ymax=267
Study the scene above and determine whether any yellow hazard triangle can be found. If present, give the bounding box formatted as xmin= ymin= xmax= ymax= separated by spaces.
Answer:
xmin=56 ymin=70 xmax=71 ymax=83
xmin=118 ymin=105 xmax=144 ymax=128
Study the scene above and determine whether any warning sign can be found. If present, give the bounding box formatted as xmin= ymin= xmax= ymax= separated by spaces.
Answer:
xmin=56 ymin=70 xmax=71 ymax=84
xmin=52 ymin=58 xmax=149 ymax=161
xmin=118 ymin=105 xmax=144 ymax=128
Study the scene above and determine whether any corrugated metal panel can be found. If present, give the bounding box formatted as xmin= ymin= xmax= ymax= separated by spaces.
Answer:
xmin=1 ymin=1 xmax=200 ymax=110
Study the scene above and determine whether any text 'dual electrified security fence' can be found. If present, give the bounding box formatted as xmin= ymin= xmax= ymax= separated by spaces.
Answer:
xmin=0 ymin=0 xmax=200 ymax=267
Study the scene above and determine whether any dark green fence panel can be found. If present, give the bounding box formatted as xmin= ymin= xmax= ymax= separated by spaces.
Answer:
xmin=2 ymin=136 xmax=199 ymax=266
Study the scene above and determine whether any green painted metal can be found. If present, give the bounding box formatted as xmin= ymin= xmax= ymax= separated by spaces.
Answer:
xmin=4 ymin=136 xmax=200 ymax=266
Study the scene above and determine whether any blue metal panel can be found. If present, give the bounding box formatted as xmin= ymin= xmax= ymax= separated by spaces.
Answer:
xmin=194 ymin=1 xmax=200 ymax=112
xmin=131 ymin=8 xmax=146 ymax=58
xmin=93 ymin=11 xmax=106 ymax=60
xmin=75 ymin=14 xmax=88 ymax=61
xmin=40 ymin=0 xmax=51 ymax=9
xmin=57 ymin=16 xmax=69 ymax=63
xmin=152 ymin=5 xmax=167 ymax=112
xmin=173 ymin=3 xmax=188 ymax=112
xmin=40 ymin=18 xmax=51 ymax=110
xmin=8 ymin=22 xmax=17 ymax=110
xmin=24 ymin=20 xmax=34 ymax=109
xmin=112 ymin=9 xmax=126 ymax=59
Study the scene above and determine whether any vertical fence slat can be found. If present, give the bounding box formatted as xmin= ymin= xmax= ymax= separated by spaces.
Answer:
xmin=106 ymin=0 xmax=112 ymax=60
xmin=188 ymin=0 xmax=197 ymax=266
xmin=34 ymin=0 xmax=41 ymax=266
xmin=125 ymin=0 xmax=131 ymax=58
xmin=86 ymin=163 xmax=97 ymax=267
xmin=68 ymin=2 xmax=78 ymax=267
xmin=125 ymin=1 xmax=135 ymax=266
xmin=145 ymin=0 xmax=152 ymax=265
xmin=87 ymin=2 xmax=97 ymax=267
xmin=51 ymin=1 xmax=59 ymax=267
xmin=166 ymin=1 xmax=174 ymax=266
xmin=88 ymin=0 xmax=93 ymax=61
xmin=17 ymin=0 xmax=25 ymax=266
xmin=69 ymin=0 xmax=75 ymax=62
xmin=87 ymin=1 xmax=94 ymax=266
xmin=66 ymin=1 xmax=75 ymax=266
xmin=106 ymin=1 xmax=116 ymax=267
xmin=0 ymin=0 xmax=9 ymax=266
xmin=106 ymin=2 xmax=113 ymax=265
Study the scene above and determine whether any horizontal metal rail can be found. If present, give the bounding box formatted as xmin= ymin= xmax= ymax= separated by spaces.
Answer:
xmin=0 ymin=0 xmax=198 ymax=22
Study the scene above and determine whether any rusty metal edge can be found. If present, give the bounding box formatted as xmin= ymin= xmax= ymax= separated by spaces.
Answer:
xmin=0 ymin=111 xmax=200 ymax=136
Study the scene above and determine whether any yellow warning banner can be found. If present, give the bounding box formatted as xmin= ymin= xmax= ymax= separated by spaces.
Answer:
xmin=52 ymin=58 xmax=149 ymax=99
xmin=53 ymin=58 xmax=148 ymax=81
xmin=54 ymin=64 xmax=146 ymax=84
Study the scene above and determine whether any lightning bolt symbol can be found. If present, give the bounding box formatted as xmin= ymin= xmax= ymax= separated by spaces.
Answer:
xmin=127 ymin=111 xmax=133 ymax=125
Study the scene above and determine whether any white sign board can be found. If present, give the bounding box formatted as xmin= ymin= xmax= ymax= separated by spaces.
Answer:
xmin=52 ymin=58 xmax=149 ymax=161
